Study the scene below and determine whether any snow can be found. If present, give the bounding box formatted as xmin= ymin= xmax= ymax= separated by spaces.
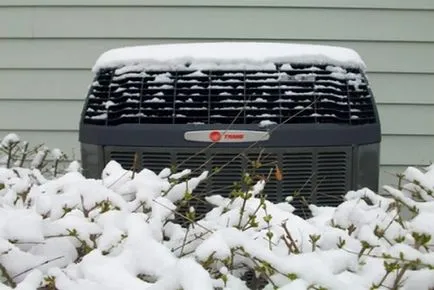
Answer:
xmin=144 ymin=98 xmax=165 ymax=103
xmin=1 ymin=134 xmax=434 ymax=289
xmin=90 ymin=113 xmax=107 ymax=120
xmin=51 ymin=148 xmax=64 ymax=160
xmin=112 ymin=72 xmax=149 ymax=81
xmin=149 ymin=73 xmax=173 ymax=83
xmin=103 ymin=100 xmax=115 ymax=109
xmin=1 ymin=133 xmax=20 ymax=148
xmin=92 ymin=42 xmax=366 ymax=73
xmin=30 ymin=147 xmax=49 ymax=169
xmin=275 ymin=98 xmax=294 ymax=103
xmin=186 ymin=71 xmax=207 ymax=77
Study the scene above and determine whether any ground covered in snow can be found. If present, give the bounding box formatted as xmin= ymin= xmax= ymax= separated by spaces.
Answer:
xmin=1 ymin=134 xmax=434 ymax=290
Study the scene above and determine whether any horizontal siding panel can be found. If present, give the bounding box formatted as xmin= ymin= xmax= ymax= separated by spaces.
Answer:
xmin=0 ymin=9 xmax=32 ymax=38
xmin=381 ymin=136 xmax=434 ymax=166
xmin=0 ymin=100 xmax=432 ymax=135
xmin=1 ymin=0 xmax=434 ymax=10
xmin=368 ymin=73 xmax=434 ymax=105
xmin=1 ymin=7 xmax=433 ymax=41
xmin=0 ymin=131 xmax=432 ymax=167
xmin=2 ymin=39 xmax=434 ymax=74
xmin=2 ymin=70 xmax=433 ymax=105
xmin=0 ymin=100 xmax=84 ymax=131
xmin=0 ymin=70 xmax=90 ymax=101
xmin=377 ymin=105 xmax=434 ymax=135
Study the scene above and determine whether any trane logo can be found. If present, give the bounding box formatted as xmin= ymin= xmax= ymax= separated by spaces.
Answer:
xmin=184 ymin=130 xmax=270 ymax=143
xmin=209 ymin=131 xmax=244 ymax=142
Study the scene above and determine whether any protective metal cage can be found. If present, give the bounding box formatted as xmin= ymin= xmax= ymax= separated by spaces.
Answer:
xmin=83 ymin=64 xmax=377 ymax=126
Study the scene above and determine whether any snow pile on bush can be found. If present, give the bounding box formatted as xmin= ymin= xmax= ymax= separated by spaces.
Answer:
xmin=0 ymin=133 xmax=76 ymax=179
xmin=1 ymin=134 xmax=434 ymax=289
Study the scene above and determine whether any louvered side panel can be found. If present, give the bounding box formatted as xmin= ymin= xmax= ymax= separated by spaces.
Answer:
xmin=246 ymin=152 xmax=280 ymax=202
xmin=84 ymin=70 xmax=113 ymax=125
xmin=316 ymin=151 xmax=350 ymax=206
xmin=175 ymin=152 xmax=208 ymax=173
xmin=109 ymin=151 xmax=137 ymax=170
xmin=105 ymin=147 xmax=353 ymax=221
xmin=142 ymin=152 xmax=172 ymax=174
xmin=210 ymin=153 xmax=244 ymax=197
xmin=175 ymin=152 xmax=209 ymax=220
xmin=282 ymin=152 xmax=314 ymax=217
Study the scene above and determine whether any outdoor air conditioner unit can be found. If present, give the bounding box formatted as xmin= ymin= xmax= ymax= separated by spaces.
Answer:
xmin=79 ymin=42 xmax=381 ymax=216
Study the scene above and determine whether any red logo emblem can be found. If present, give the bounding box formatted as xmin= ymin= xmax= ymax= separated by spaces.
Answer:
xmin=209 ymin=131 xmax=222 ymax=142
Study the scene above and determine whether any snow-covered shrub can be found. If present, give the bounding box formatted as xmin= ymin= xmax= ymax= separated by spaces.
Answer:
xmin=1 ymin=133 xmax=433 ymax=289
xmin=0 ymin=133 xmax=77 ymax=179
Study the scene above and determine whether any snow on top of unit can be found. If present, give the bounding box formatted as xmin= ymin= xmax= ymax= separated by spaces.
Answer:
xmin=92 ymin=42 xmax=366 ymax=73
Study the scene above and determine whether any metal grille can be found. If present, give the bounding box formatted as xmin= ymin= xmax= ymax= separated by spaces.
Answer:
xmin=84 ymin=64 xmax=375 ymax=126
xmin=316 ymin=152 xmax=349 ymax=207
xmin=109 ymin=151 xmax=136 ymax=170
xmin=142 ymin=152 xmax=172 ymax=174
xmin=175 ymin=153 xmax=209 ymax=220
xmin=282 ymin=152 xmax=314 ymax=216
xmin=105 ymin=147 xmax=351 ymax=217
xmin=246 ymin=152 xmax=279 ymax=202
xmin=210 ymin=153 xmax=244 ymax=195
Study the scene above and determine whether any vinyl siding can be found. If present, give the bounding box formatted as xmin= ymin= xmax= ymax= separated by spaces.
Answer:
xmin=0 ymin=1 xmax=433 ymax=190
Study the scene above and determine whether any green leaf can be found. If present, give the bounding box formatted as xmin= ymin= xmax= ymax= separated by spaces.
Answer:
xmin=337 ymin=237 xmax=346 ymax=249
xmin=263 ymin=214 xmax=272 ymax=223
xmin=67 ymin=228 xmax=78 ymax=236
xmin=383 ymin=261 xmax=399 ymax=273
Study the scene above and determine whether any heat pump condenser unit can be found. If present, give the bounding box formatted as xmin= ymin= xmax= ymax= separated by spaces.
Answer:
xmin=79 ymin=42 xmax=381 ymax=216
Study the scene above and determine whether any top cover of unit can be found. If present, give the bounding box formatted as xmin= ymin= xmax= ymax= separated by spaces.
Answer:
xmin=79 ymin=42 xmax=381 ymax=147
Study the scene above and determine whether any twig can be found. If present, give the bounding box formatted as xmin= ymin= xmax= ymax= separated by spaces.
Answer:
xmin=132 ymin=200 xmax=147 ymax=212
xmin=242 ymin=199 xmax=264 ymax=231
xmin=6 ymin=142 xmax=19 ymax=169
xmin=281 ymin=221 xmax=300 ymax=254
xmin=9 ymin=241 xmax=45 ymax=245
xmin=236 ymin=192 xmax=249 ymax=229
xmin=392 ymin=264 xmax=409 ymax=290
xmin=342 ymin=248 xmax=433 ymax=268
xmin=0 ymin=262 xmax=16 ymax=287
xmin=19 ymin=142 xmax=29 ymax=167
xmin=187 ymin=99 xmax=319 ymax=179
xmin=172 ymin=231 xmax=210 ymax=253
xmin=12 ymin=256 xmax=64 ymax=279
xmin=152 ymin=198 xmax=213 ymax=234
xmin=175 ymin=80 xmax=267 ymax=171
xmin=180 ymin=226 xmax=190 ymax=256
xmin=132 ymin=152 xmax=139 ymax=179
xmin=80 ymin=194 xmax=99 ymax=217
xmin=177 ymin=105 xmax=246 ymax=169
xmin=106 ymin=168 xmax=133 ymax=189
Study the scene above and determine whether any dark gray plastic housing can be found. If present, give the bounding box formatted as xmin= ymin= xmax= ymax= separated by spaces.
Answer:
xmin=79 ymin=60 xmax=381 ymax=216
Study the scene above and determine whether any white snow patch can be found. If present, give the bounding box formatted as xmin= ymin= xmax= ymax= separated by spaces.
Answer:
xmin=93 ymin=42 xmax=366 ymax=73
xmin=259 ymin=120 xmax=277 ymax=128
xmin=144 ymin=98 xmax=165 ymax=103
xmin=1 ymin=134 xmax=20 ymax=148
